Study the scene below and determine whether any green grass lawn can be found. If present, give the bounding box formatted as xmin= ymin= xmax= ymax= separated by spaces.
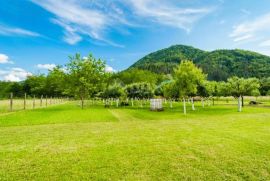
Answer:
xmin=0 ymin=102 xmax=270 ymax=180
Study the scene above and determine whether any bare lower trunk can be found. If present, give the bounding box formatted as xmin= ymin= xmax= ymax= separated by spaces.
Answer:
xmin=242 ymin=96 xmax=244 ymax=107
xmin=191 ymin=97 xmax=195 ymax=111
xmin=201 ymin=98 xmax=204 ymax=108
xmin=170 ymin=99 xmax=173 ymax=108
xmin=81 ymin=96 xmax=84 ymax=109
xmin=183 ymin=98 xmax=186 ymax=115
xmin=238 ymin=96 xmax=242 ymax=112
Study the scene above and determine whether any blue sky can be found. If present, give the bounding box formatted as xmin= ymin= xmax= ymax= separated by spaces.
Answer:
xmin=1 ymin=0 xmax=270 ymax=81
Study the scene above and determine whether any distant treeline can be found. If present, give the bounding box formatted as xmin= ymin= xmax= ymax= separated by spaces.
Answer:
xmin=0 ymin=53 xmax=269 ymax=103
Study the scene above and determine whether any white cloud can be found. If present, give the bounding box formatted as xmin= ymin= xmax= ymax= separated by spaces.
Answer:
xmin=127 ymin=0 xmax=214 ymax=32
xmin=105 ymin=65 xmax=116 ymax=73
xmin=31 ymin=0 xmax=117 ymax=45
xmin=37 ymin=64 xmax=56 ymax=70
xmin=0 ymin=54 xmax=14 ymax=64
xmin=0 ymin=25 xmax=40 ymax=37
xmin=230 ymin=13 xmax=270 ymax=43
xmin=0 ymin=68 xmax=32 ymax=82
xmin=31 ymin=0 xmax=215 ymax=45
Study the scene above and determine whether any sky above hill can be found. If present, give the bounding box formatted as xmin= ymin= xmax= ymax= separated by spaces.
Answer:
xmin=1 ymin=0 xmax=270 ymax=81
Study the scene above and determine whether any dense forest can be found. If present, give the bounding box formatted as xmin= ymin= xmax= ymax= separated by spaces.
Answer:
xmin=130 ymin=45 xmax=270 ymax=81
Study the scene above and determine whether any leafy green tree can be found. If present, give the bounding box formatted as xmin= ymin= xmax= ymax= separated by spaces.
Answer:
xmin=125 ymin=82 xmax=154 ymax=99
xmin=198 ymin=81 xmax=217 ymax=107
xmin=8 ymin=82 xmax=24 ymax=97
xmin=227 ymin=77 xmax=260 ymax=112
xmin=0 ymin=82 xmax=12 ymax=99
xmin=174 ymin=60 xmax=206 ymax=114
xmin=46 ymin=66 xmax=67 ymax=96
xmin=162 ymin=81 xmax=179 ymax=108
xmin=24 ymin=75 xmax=47 ymax=97
xmin=216 ymin=81 xmax=230 ymax=97
xmin=112 ymin=68 xmax=163 ymax=85
xmin=66 ymin=53 xmax=107 ymax=109
xmin=103 ymin=82 xmax=125 ymax=99
xmin=260 ymin=77 xmax=270 ymax=96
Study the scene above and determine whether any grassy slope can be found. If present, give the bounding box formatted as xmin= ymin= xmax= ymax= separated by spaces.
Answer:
xmin=0 ymin=103 xmax=270 ymax=180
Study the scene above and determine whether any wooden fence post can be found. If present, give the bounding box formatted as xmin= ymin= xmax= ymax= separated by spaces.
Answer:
xmin=10 ymin=92 xmax=13 ymax=112
xmin=24 ymin=93 xmax=26 ymax=110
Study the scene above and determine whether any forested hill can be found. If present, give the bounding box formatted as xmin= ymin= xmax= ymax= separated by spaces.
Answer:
xmin=129 ymin=45 xmax=270 ymax=81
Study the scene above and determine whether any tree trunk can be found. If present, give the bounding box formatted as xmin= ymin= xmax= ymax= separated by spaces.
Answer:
xmin=81 ymin=96 xmax=84 ymax=109
xmin=212 ymin=98 xmax=215 ymax=106
xmin=201 ymin=98 xmax=204 ymax=108
xmin=170 ymin=99 xmax=173 ymax=108
xmin=45 ymin=96 xmax=48 ymax=107
xmin=238 ymin=96 xmax=242 ymax=112
xmin=40 ymin=95 xmax=43 ymax=107
xmin=183 ymin=98 xmax=186 ymax=115
xmin=242 ymin=96 xmax=244 ymax=107
xmin=191 ymin=97 xmax=195 ymax=111
xmin=24 ymin=93 xmax=26 ymax=110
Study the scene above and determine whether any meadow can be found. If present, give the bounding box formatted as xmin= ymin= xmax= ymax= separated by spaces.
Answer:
xmin=0 ymin=101 xmax=270 ymax=180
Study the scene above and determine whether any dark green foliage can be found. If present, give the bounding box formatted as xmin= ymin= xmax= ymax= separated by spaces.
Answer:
xmin=111 ymin=68 xmax=164 ymax=85
xmin=130 ymin=45 xmax=270 ymax=81
xmin=125 ymin=82 xmax=154 ymax=99
xmin=198 ymin=49 xmax=270 ymax=81
xmin=162 ymin=81 xmax=179 ymax=99
xmin=260 ymin=77 xmax=270 ymax=96
xmin=102 ymin=82 xmax=125 ymax=99
xmin=0 ymin=82 xmax=11 ymax=99
xmin=23 ymin=75 xmax=47 ymax=97
xmin=45 ymin=67 xmax=67 ymax=97
xmin=131 ymin=45 xmax=205 ymax=74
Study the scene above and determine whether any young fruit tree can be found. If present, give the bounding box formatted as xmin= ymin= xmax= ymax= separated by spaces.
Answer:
xmin=174 ymin=60 xmax=206 ymax=115
xmin=198 ymin=81 xmax=217 ymax=107
xmin=102 ymin=82 xmax=126 ymax=107
xmin=65 ymin=53 xmax=107 ymax=109
xmin=227 ymin=77 xmax=260 ymax=112
xmin=163 ymin=80 xmax=179 ymax=108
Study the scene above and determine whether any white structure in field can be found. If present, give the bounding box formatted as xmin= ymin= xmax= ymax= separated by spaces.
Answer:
xmin=150 ymin=99 xmax=163 ymax=111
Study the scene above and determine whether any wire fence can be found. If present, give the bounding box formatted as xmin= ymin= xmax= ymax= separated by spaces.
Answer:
xmin=79 ymin=96 xmax=270 ymax=109
xmin=0 ymin=93 xmax=68 ymax=113
xmin=1 ymin=95 xmax=269 ymax=113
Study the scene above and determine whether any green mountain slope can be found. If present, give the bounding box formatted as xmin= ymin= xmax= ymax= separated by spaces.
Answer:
xmin=129 ymin=45 xmax=270 ymax=81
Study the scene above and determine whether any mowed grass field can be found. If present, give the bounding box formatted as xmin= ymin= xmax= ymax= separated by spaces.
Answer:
xmin=0 ymin=102 xmax=270 ymax=180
